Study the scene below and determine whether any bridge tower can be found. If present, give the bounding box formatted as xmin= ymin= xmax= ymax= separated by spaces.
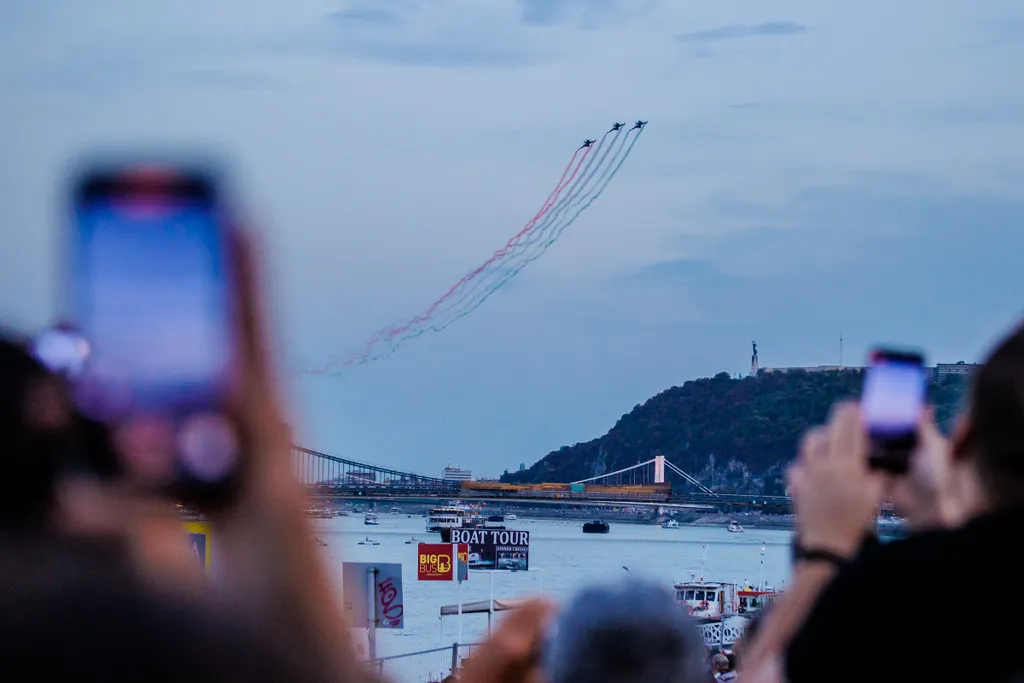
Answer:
xmin=654 ymin=454 xmax=665 ymax=484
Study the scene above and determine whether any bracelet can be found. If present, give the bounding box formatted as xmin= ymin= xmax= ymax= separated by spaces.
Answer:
xmin=791 ymin=542 xmax=851 ymax=568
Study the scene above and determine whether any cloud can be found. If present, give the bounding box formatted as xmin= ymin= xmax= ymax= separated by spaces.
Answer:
xmin=614 ymin=180 xmax=1024 ymax=351
xmin=327 ymin=8 xmax=402 ymax=26
xmin=314 ymin=38 xmax=537 ymax=67
xmin=676 ymin=21 xmax=807 ymax=44
xmin=516 ymin=0 xmax=644 ymax=29
xmin=316 ymin=3 xmax=541 ymax=67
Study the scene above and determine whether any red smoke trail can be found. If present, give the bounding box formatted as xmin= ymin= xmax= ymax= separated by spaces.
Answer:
xmin=348 ymin=145 xmax=594 ymax=360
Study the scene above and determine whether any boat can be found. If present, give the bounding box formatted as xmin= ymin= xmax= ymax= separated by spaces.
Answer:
xmin=727 ymin=520 xmax=744 ymax=533
xmin=364 ymin=513 xmax=379 ymax=526
xmin=662 ymin=518 xmax=680 ymax=529
xmin=673 ymin=545 xmax=781 ymax=623
xmin=582 ymin=520 xmax=610 ymax=534
xmin=505 ymin=513 xmax=518 ymax=521
xmin=487 ymin=514 xmax=505 ymax=522
xmin=426 ymin=506 xmax=469 ymax=532
xmin=357 ymin=537 xmax=380 ymax=546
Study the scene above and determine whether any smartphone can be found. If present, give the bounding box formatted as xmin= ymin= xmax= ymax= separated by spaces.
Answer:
xmin=67 ymin=161 xmax=241 ymax=506
xmin=860 ymin=348 xmax=926 ymax=474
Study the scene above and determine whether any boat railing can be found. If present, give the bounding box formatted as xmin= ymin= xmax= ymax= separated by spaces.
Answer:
xmin=696 ymin=618 xmax=748 ymax=648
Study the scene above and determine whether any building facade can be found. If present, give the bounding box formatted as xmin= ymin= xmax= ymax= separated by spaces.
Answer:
xmin=934 ymin=361 xmax=981 ymax=381
xmin=442 ymin=466 xmax=472 ymax=482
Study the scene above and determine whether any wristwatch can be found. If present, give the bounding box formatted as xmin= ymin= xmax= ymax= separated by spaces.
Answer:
xmin=791 ymin=541 xmax=851 ymax=568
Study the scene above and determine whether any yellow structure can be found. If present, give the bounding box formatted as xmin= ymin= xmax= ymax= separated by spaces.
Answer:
xmin=182 ymin=520 xmax=213 ymax=575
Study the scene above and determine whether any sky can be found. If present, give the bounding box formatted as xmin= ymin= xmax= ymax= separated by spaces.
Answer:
xmin=2 ymin=0 xmax=1023 ymax=479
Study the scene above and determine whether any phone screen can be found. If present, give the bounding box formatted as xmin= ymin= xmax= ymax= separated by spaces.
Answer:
xmin=68 ymin=168 xmax=239 ymax=498
xmin=861 ymin=351 xmax=925 ymax=443
xmin=73 ymin=185 xmax=232 ymax=420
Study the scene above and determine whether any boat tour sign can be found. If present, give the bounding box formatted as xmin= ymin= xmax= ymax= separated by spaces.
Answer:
xmin=441 ymin=529 xmax=530 ymax=571
xmin=417 ymin=543 xmax=470 ymax=581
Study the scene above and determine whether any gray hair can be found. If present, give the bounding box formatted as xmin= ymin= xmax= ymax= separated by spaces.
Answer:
xmin=544 ymin=579 xmax=709 ymax=683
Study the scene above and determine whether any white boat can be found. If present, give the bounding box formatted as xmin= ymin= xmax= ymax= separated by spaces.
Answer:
xmin=662 ymin=518 xmax=680 ymax=529
xmin=364 ymin=513 xmax=379 ymax=526
xmin=505 ymin=513 xmax=518 ymax=521
xmin=426 ymin=506 xmax=469 ymax=532
xmin=727 ymin=520 xmax=744 ymax=533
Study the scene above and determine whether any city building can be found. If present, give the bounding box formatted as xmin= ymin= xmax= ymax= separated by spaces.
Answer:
xmin=442 ymin=466 xmax=472 ymax=482
xmin=934 ymin=361 xmax=981 ymax=381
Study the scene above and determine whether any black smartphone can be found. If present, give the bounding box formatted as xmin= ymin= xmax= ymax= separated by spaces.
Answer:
xmin=861 ymin=347 xmax=926 ymax=474
xmin=66 ymin=161 xmax=242 ymax=507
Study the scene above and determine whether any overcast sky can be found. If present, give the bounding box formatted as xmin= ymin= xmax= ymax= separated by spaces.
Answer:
xmin=2 ymin=0 xmax=1022 ymax=478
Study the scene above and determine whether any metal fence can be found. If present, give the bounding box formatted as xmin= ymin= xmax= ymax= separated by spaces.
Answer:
xmin=369 ymin=621 xmax=747 ymax=682
xmin=369 ymin=643 xmax=480 ymax=683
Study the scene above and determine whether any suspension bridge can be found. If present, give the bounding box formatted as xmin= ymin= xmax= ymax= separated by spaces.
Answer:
xmin=293 ymin=447 xmax=791 ymax=511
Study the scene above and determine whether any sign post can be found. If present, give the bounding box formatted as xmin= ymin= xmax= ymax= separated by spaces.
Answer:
xmin=342 ymin=561 xmax=404 ymax=662
xmin=366 ymin=566 xmax=377 ymax=661
xmin=418 ymin=542 xmax=469 ymax=645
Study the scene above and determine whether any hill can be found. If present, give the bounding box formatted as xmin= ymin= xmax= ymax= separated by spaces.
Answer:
xmin=501 ymin=369 xmax=970 ymax=493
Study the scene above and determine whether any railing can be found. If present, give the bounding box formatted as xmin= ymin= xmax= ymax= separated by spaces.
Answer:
xmin=697 ymin=618 xmax=748 ymax=648
xmin=369 ymin=620 xmax=748 ymax=682
xmin=369 ymin=643 xmax=480 ymax=683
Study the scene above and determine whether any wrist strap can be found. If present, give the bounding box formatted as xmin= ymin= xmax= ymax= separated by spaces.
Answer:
xmin=792 ymin=542 xmax=851 ymax=568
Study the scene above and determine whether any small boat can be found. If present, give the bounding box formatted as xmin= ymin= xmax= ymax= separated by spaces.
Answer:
xmin=505 ymin=513 xmax=518 ymax=521
xmin=582 ymin=520 xmax=610 ymax=534
xmin=487 ymin=514 xmax=505 ymax=522
xmin=364 ymin=513 xmax=379 ymax=526
xmin=662 ymin=518 xmax=680 ymax=529
xmin=357 ymin=537 xmax=379 ymax=546
xmin=727 ymin=520 xmax=744 ymax=533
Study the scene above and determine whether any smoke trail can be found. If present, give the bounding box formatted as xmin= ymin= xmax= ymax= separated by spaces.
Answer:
xmin=421 ymin=132 xmax=613 ymax=324
xmin=334 ymin=146 xmax=594 ymax=368
xmin=352 ymin=126 xmax=646 ymax=366
xmin=429 ymin=127 xmax=629 ymax=326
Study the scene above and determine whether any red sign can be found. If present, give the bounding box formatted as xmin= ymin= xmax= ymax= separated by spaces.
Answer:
xmin=418 ymin=543 xmax=455 ymax=581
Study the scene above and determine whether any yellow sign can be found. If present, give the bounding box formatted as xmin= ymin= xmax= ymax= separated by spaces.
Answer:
xmin=183 ymin=521 xmax=213 ymax=575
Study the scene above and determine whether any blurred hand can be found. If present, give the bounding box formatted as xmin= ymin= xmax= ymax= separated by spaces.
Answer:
xmin=787 ymin=402 xmax=887 ymax=559
xmin=459 ymin=599 xmax=554 ymax=683
xmin=741 ymin=655 xmax=784 ymax=683
xmin=889 ymin=409 xmax=961 ymax=531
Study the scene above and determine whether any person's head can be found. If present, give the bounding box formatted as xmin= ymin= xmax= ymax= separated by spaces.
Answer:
xmin=545 ymin=579 xmax=708 ymax=683
xmin=711 ymin=654 xmax=729 ymax=674
xmin=0 ymin=335 xmax=72 ymax=530
xmin=953 ymin=321 xmax=1024 ymax=508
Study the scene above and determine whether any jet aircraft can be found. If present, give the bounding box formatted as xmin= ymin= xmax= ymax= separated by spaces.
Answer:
xmin=631 ymin=120 xmax=648 ymax=130
xmin=610 ymin=122 xmax=625 ymax=131
xmin=578 ymin=139 xmax=596 ymax=150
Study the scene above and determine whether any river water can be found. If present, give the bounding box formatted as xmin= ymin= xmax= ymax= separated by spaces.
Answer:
xmin=313 ymin=513 xmax=794 ymax=657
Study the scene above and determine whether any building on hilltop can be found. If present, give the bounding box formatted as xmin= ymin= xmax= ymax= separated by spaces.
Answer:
xmin=934 ymin=361 xmax=981 ymax=381
xmin=443 ymin=466 xmax=472 ymax=482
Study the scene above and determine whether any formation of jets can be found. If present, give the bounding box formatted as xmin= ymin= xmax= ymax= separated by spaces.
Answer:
xmin=578 ymin=121 xmax=646 ymax=149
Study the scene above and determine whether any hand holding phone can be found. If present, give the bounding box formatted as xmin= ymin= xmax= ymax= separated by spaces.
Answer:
xmin=66 ymin=161 xmax=242 ymax=508
xmin=860 ymin=348 xmax=927 ymax=475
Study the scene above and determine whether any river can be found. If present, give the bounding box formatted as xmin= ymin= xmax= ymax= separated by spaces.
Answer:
xmin=313 ymin=513 xmax=794 ymax=657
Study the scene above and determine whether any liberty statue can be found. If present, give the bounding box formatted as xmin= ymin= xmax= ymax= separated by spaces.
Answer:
xmin=750 ymin=341 xmax=759 ymax=376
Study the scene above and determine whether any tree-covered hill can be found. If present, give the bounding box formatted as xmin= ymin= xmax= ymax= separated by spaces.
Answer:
xmin=502 ymin=370 xmax=969 ymax=491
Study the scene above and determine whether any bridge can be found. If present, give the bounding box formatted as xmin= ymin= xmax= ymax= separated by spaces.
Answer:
xmin=292 ymin=446 xmax=791 ymax=512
